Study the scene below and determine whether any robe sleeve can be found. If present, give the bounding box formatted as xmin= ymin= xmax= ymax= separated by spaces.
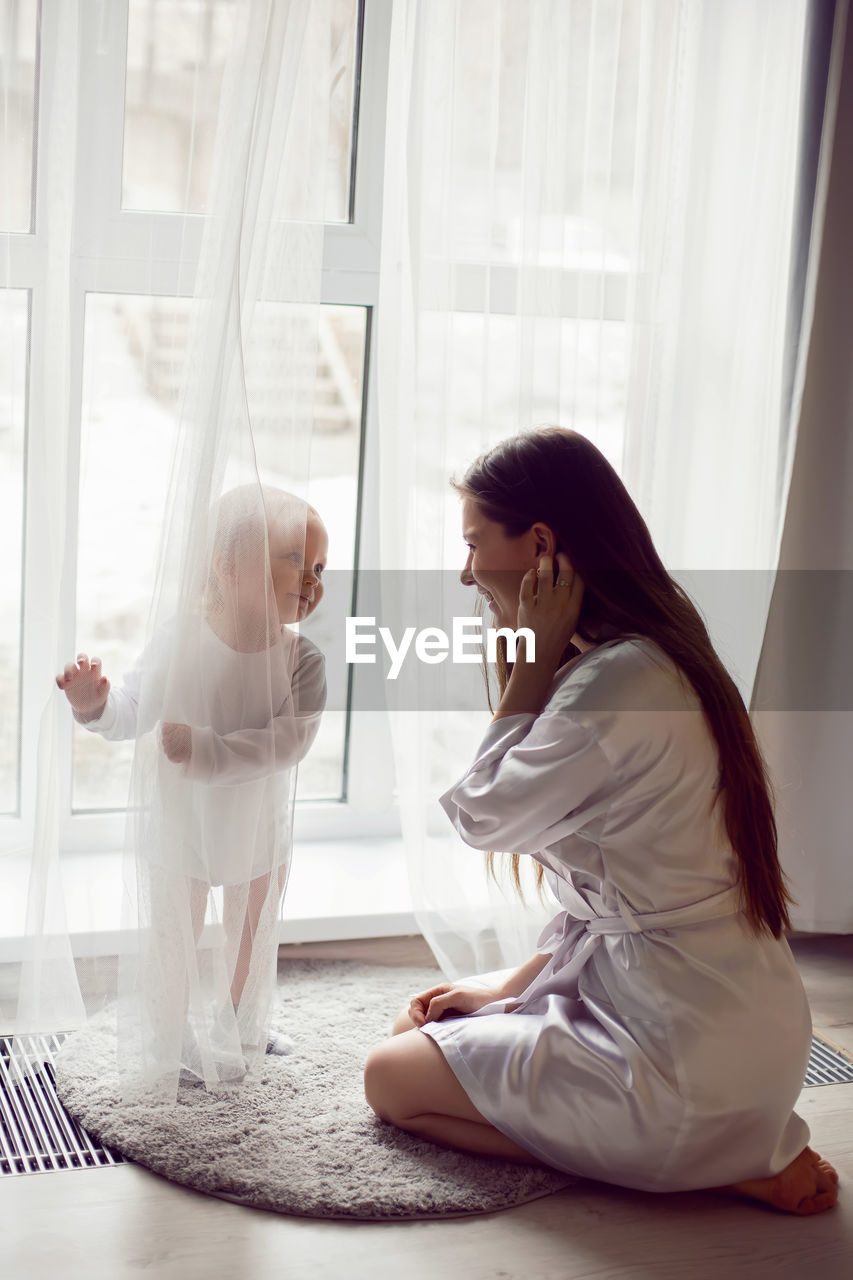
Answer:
xmin=183 ymin=643 xmax=327 ymax=785
xmin=439 ymin=704 xmax=614 ymax=856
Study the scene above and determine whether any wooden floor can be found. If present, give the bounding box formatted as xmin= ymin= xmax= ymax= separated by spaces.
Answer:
xmin=4 ymin=934 xmax=852 ymax=1280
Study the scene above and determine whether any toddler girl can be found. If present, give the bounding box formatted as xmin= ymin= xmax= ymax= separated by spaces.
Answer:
xmin=58 ymin=485 xmax=328 ymax=1091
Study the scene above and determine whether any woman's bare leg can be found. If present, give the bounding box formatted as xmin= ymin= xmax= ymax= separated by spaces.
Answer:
xmin=364 ymin=1029 xmax=546 ymax=1164
xmin=375 ymin=1012 xmax=840 ymax=1212
xmin=391 ymin=1007 xmax=418 ymax=1036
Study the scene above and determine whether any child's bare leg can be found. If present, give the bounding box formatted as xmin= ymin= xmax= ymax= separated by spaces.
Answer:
xmin=140 ymin=872 xmax=210 ymax=1081
xmin=189 ymin=877 xmax=209 ymax=946
xmin=718 ymin=1147 xmax=839 ymax=1215
xmin=224 ymin=869 xmax=286 ymax=1008
xmin=146 ymin=870 xmax=208 ymax=1017
xmin=223 ymin=867 xmax=289 ymax=1052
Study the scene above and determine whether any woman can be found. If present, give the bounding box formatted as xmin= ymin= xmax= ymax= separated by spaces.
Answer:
xmin=364 ymin=427 xmax=839 ymax=1214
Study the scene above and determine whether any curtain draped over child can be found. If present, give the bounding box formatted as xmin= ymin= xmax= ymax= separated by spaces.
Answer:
xmin=14 ymin=0 xmax=335 ymax=1100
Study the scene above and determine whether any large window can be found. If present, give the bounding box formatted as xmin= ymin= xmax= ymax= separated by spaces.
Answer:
xmin=4 ymin=0 xmax=802 ymax=890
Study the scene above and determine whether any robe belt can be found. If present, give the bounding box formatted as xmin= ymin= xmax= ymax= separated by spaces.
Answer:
xmin=521 ymin=885 xmax=743 ymax=1002
xmin=584 ymin=884 xmax=742 ymax=935
xmin=535 ymin=885 xmax=744 ymax=973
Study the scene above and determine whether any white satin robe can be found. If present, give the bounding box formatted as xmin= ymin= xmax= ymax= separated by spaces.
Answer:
xmin=426 ymin=638 xmax=812 ymax=1192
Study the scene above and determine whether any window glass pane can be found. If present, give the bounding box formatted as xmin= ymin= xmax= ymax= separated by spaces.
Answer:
xmin=422 ymin=0 xmax=647 ymax=265
xmin=0 ymin=0 xmax=39 ymax=232
xmin=73 ymin=294 xmax=366 ymax=811
xmin=122 ymin=0 xmax=360 ymax=222
xmin=0 ymin=289 xmax=28 ymax=813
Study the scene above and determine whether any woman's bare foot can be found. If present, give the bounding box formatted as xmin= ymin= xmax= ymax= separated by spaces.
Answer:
xmin=722 ymin=1147 xmax=839 ymax=1214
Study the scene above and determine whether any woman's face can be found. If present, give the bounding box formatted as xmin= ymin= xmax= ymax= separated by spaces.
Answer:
xmin=460 ymin=497 xmax=542 ymax=629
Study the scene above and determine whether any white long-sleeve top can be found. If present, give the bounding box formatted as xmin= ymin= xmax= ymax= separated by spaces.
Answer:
xmin=80 ymin=619 xmax=326 ymax=883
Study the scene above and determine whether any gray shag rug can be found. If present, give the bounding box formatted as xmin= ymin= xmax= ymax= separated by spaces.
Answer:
xmin=55 ymin=960 xmax=576 ymax=1220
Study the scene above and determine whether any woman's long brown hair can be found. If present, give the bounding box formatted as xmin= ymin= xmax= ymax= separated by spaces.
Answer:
xmin=456 ymin=427 xmax=793 ymax=937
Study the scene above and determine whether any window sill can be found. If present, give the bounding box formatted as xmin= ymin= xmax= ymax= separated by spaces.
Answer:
xmin=0 ymin=837 xmax=416 ymax=962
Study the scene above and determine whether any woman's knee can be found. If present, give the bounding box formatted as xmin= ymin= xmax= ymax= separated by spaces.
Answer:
xmin=391 ymin=1005 xmax=416 ymax=1036
xmin=363 ymin=1040 xmax=401 ymax=1122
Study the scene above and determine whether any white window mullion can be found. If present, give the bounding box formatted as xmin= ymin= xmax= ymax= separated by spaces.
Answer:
xmin=73 ymin=0 xmax=129 ymax=259
xmin=309 ymin=1 xmax=394 ymax=831
xmin=347 ymin=0 xmax=391 ymax=257
xmin=320 ymin=0 xmax=390 ymax=284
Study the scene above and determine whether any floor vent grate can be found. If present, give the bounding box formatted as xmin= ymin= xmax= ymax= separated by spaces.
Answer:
xmin=1 ymin=1030 xmax=851 ymax=1177
xmin=0 ymin=1034 xmax=125 ymax=1176
xmin=803 ymin=1034 xmax=853 ymax=1087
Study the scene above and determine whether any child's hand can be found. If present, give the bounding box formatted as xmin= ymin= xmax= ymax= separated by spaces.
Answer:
xmin=56 ymin=654 xmax=110 ymax=722
xmin=161 ymin=722 xmax=192 ymax=764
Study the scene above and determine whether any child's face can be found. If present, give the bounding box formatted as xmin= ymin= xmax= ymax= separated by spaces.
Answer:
xmin=268 ymin=510 xmax=328 ymax=624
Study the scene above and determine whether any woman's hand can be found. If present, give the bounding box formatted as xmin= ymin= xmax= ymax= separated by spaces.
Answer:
xmin=161 ymin=722 xmax=192 ymax=763
xmin=56 ymin=654 xmax=110 ymax=722
xmin=408 ymin=982 xmax=505 ymax=1026
xmin=517 ymin=552 xmax=585 ymax=667
xmin=492 ymin=553 xmax=585 ymax=720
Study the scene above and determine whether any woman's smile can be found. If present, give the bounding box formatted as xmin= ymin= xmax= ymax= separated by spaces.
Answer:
xmin=460 ymin=496 xmax=538 ymax=628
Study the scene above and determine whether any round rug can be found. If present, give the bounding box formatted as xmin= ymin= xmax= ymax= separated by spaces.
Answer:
xmin=55 ymin=960 xmax=576 ymax=1220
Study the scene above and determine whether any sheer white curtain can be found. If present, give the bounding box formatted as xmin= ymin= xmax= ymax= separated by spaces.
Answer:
xmin=8 ymin=0 xmax=335 ymax=1097
xmin=378 ymin=0 xmax=817 ymax=976
xmin=4 ymin=0 xmax=87 ymax=1035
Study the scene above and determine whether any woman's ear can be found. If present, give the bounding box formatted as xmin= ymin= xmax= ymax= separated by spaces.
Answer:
xmin=531 ymin=523 xmax=557 ymax=558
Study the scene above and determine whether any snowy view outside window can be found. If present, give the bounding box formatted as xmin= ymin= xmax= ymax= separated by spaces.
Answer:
xmin=122 ymin=0 xmax=360 ymax=221
xmin=0 ymin=0 xmax=37 ymax=232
